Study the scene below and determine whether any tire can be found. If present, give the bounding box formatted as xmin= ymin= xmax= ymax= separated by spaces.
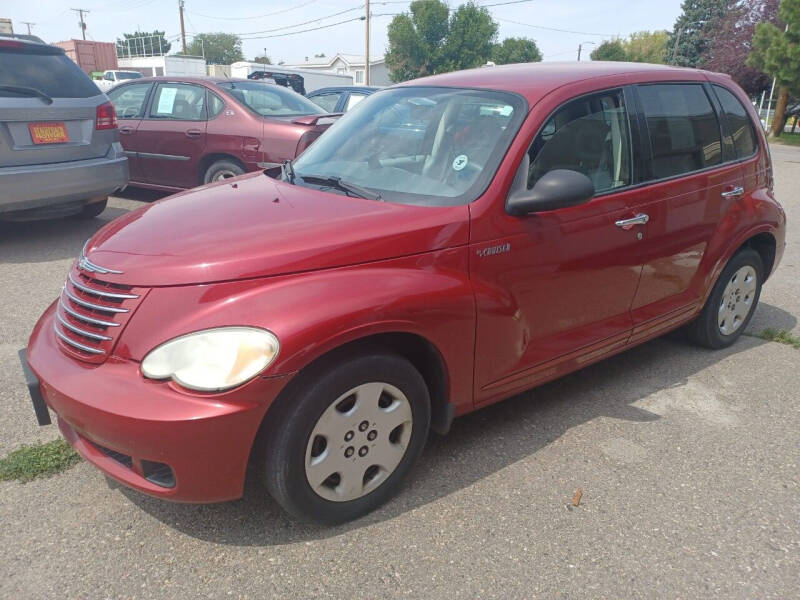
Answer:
xmin=260 ymin=353 xmax=431 ymax=524
xmin=203 ymin=160 xmax=245 ymax=184
xmin=686 ymin=247 xmax=764 ymax=349
xmin=77 ymin=198 xmax=108 ymax=219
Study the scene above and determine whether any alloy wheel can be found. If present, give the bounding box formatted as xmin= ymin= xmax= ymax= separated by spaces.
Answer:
xmin=718 ymin=265 xmax=757 ymax=335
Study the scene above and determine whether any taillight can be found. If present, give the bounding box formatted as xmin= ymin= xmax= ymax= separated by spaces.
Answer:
xmin=0 ymin=40 xmax=25 ymax=49
xmin=296 ymin=131 xmax=321 ymax=156
xmin=95 ymin=102 xmax=118 ymax=130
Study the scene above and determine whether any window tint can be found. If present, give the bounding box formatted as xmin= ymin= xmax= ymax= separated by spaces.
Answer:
xmin=638 ymin=84 xmax=722 ymax=179
xmin=713 ymin=85 xmax=757 ymax=158
xmin=346 ymin=93 xmax=367 ymax=111
xmin=0 ymin=47 xmax=100 ymax=98
xmin=208 ymin=91 xmax=225 ymax=118
xmin=108 ymin=83 xmax=152 ymax=119
xmin=311 ymin=93 xmax=341 ymax=112
xmin=528 ymin=89 xmax=631 ymax=193
xmin=149 ymin=83 xmax=206 ymax=120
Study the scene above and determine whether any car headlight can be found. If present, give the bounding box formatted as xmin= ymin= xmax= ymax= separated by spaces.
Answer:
xmin=141 ymin=327 xmax=280 ymax=392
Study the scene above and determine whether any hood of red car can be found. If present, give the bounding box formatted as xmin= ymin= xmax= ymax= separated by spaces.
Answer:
xmin=83 ymin=172 xmax=469 ymax=287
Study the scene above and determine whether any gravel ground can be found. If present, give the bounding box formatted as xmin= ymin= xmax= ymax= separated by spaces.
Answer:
xmin=0 ymin=148 xmax=798 ymax=599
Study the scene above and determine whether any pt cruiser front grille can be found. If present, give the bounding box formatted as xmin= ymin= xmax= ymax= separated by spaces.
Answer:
xmin=53 ymin=268 xmax=148 ymax=363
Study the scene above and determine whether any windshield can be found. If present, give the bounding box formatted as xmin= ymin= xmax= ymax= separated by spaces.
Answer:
xmin=291 ymin=86 xmax=526 ymax=206
xmin=116 ymin=72 xmax=141 ymax=80
xmin=217 ymin=80 xmax=323 ymax=117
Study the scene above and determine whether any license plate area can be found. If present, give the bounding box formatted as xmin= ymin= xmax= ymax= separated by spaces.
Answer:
xmin=29 ymin=122 xmax=69 ymax=145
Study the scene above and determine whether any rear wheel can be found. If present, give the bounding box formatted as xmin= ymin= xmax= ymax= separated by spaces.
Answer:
xmin=260 ymin=353 xmax=430 ymax=524
xmin=686 ymin=248 xmax=763 ymax=349
xmin=77 ymin=198 xmax=108 ymax=219
xmin=203 ymin=160 xmax=245 ymax=184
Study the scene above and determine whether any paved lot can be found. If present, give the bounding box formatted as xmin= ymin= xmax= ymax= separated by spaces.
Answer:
xmin=1 ymin=148 xmax=798 ymax=599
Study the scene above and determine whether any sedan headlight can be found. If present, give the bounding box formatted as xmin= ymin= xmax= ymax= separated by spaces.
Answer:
xmin=141 ymin=327 xmax=280 ymax=392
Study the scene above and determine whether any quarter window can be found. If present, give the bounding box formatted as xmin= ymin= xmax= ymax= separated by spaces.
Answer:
xmin=638 ymin=84 xmax=722 ymax=179
xmin=713 ymin=85 xmax=757 ymax=159
xmin=527 ymin=89 xmax=631 ymax=193
xmin=208 ymin=91 xmax=225 ymax=118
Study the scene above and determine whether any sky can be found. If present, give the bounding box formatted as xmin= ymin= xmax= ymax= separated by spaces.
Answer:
xmin=4 ymin=0 xmax=684 ymax=65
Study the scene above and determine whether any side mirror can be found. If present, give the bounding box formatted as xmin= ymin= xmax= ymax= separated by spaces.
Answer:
xmin=506 ymin=169 xmax=595 ymax=216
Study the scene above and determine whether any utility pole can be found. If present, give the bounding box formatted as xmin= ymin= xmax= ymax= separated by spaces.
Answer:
xmin=22 ymin=21 xmax=35 ymax=35
xmin=577 ymin=41 xmax=594 ymax=61
xmin=178 ymin=0 xmax=187 ymax=55
xmin=670 ymin=26 xmax=684 ymax=64
xmin=364 ymin=0 xmax=370 ymax=85
xmin=70 ymin=8 xmax=89 ymax=40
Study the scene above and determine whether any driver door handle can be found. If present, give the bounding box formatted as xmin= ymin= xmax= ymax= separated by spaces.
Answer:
xmin=615 ymin=213 xmax=649 ymax=229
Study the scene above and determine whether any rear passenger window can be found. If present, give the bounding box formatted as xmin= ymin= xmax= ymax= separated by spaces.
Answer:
xmin=149 ymin=83 xmax=206 ymax=121
xmin=528 ymin=89 xmax=631 ymax=193
xmin=638 ymin=84 xmax=722 ymax=179
xmin=713 ymin=85 xmax=757 ymax=158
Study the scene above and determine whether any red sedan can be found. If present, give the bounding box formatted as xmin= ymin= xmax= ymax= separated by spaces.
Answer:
xmin=25 ymin=62 xmax=785 ymax=524
xmin=107 ymin=76 xmax=335 ymax=190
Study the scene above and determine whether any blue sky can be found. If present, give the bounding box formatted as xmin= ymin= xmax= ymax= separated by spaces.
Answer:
xmin=4 ymin=0 xmax=684 ymax=64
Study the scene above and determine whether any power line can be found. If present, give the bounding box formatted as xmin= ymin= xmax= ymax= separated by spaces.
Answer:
xmin=496 ymin=17 xmax=615 ymax=37
xmin=225 ymin=5 xmax=366 ymax=37
xmin=240 ymin=16 xmax=367 ymax=41
xmin=187 ymin=0 xmax=319 ymax=21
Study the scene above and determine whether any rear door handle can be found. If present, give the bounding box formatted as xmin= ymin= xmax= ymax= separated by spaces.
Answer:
xmin=615 ymin=213 xmax=649 ymax=229
xmin=721 ymin=186 xmax=744 ymax=198
xmin=185 ymin=128 xmax=203 ymax=138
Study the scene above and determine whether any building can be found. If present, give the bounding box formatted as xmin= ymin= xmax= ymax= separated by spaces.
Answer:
xmin=282 ymin=53 xmax=391 ymax=86
xmin=0 ymin=18 xmax=13 ymax=34
xmin=117 ymin=55 xmax=206 ymax=78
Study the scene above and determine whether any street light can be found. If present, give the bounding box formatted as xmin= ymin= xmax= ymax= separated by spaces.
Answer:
xmin=577 ymin=41 xmax=596 ymax=61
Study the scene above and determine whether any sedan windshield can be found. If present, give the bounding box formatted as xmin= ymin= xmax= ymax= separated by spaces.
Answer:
xmin=291 ymin=86 xmax=526 ymax=205
xmin=217 ymin=81 xmax=324 ymax=117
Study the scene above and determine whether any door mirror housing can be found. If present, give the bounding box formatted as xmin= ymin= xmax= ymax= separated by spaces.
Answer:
xmin=506 ymin=168 xmax=595 ymax=215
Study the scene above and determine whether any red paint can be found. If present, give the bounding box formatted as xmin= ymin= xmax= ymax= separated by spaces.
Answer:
xmin=27 ymin=63 xmax=786 ymax=503
xmin=114 ymin=76 xmax=334 ymax=191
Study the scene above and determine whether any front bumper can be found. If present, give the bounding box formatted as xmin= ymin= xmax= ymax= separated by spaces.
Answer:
xmin=26 ymin=303 xmax=292 ymax=502
xmin=0 ymin=143 xmax=129 ymax=214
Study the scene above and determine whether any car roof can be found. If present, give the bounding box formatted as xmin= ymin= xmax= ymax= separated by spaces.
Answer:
xmin=398 ymin=61 xmax=719 ymax=104
xmin=118 ymin=75 xmax=248 ymax=85
xmin=309 ymin=86 xmax=380 ymax=95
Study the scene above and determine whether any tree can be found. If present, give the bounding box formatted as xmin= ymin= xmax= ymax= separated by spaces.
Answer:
xmin=386 ymin=0 xmax=525 ymax=81
xmin=703 ymin=0 xmax=779 ymax=95
xmin=441 ymin=3 xmax=498 ymax=71
xmin=186 ymin=32 xmax=243 ymax=64
xmin=253 ymin=54 xmax=271 ymax=65
xmin=590 ymin=40 xmax=628 ymax=61
xmin=667 ymin=0 xmax=727 ymax=67
xmin=116 ymin=30 xmax=170 ymax=57
xmin=625 ymin=30 xmax=669 ymax=63
xmin=490 ymin=37 xmax=542 ymax=64
xmin=749 ymin=0 xmax=800 ymax=136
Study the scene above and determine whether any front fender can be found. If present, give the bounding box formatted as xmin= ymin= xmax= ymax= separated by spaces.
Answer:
xmin=116 ymin=247 xmax=475 ymax=413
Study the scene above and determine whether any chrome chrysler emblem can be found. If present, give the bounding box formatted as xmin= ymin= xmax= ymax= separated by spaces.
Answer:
xmin=78 ymin=242 xmax=123 ymax=275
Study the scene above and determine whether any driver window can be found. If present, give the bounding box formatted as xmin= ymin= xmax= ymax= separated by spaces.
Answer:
xmin=528 ymin=90 xmax=631 ymax=193
xmin=107 ymin=83 xmax=152 ymax=119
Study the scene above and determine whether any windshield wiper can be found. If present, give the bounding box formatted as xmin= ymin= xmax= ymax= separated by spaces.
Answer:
xmin=281 ymin=159 xmax=295 ymax=184
xmin=299 ymin=174 xmax=382 ymax=201
xmin=0 ymin=85 xmax=53 ymax=104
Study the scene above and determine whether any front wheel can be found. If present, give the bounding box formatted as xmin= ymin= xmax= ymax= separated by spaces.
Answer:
xmin=686 ymin=247 xmax=764 ymax=349
xmin=260 ymin=353 xmax=431 ymax=524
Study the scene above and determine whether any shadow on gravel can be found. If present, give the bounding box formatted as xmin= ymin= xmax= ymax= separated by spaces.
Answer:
xmin=0 ymin=187 xmax=169 ymax=264
xmin=119 ymin=303 xmax=796 ymax=545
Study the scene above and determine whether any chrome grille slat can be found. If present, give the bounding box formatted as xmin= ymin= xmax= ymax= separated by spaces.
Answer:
xmin=59 ymin=299 xmax=120 ymax=327
xmin=62 ymin=287 xmax=129 ymax=314
xmin=53 ymin=323 xmax=106 ymax=354
xmin=56 ymin=312 xmax=112 ymax=341
xmin=68 ymin=273 xmax=139 ymax=300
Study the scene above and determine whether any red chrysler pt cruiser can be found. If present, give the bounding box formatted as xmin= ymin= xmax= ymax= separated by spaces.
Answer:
xmin=23 ymin=62 xmax=786 ymax=524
